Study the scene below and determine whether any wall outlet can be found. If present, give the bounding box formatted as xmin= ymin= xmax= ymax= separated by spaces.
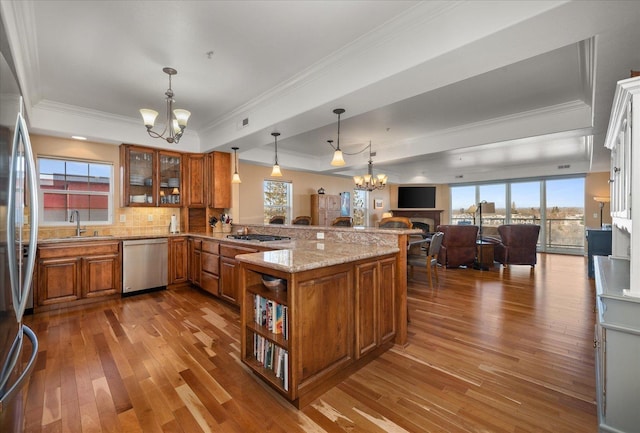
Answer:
xmin=316 ymin=232 xmax=324 ymax=240
xmin=593 ymin=213 xmax=598 ymax=219
xmin=316 ymin=243 xmax=324 ymax=250
xmin=120 ymin=214 xmax=126 ymax=223
xmin=148 ymin=214 xmax=153 ymax=222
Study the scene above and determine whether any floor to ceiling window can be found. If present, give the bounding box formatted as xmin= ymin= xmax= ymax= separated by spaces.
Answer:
xmin=450 ymin=176 xmax=585 ymax=254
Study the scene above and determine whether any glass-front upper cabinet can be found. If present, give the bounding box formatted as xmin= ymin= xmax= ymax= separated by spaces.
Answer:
xmin=120 ymin=145 xmax=183 ymax=207
xmin=158 ymin=150 xmax=182 ymax=206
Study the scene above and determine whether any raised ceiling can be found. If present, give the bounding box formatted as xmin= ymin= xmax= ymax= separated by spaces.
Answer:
xmin=2 ymin=1 xmax=640 ymax=184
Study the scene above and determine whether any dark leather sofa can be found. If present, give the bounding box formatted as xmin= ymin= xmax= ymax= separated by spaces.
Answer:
xmin=493 ymin=224 xmax=541 ymax=268
xmin=436 ymin=224 xmax=479 ymax=268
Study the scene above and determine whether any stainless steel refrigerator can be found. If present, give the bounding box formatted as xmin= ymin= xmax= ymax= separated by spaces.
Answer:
xmin=0 ymin=17 xmax=39 ymax=433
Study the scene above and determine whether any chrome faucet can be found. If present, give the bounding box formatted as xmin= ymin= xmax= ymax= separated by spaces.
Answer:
xmin=69 ymin=210 xmax=86 ymax=237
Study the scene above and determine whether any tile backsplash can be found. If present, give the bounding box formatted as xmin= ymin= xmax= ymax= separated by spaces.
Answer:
xmin=37 ymin=208 xmax=181 ymax=239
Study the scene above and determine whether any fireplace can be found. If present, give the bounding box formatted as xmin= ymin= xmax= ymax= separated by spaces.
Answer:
xmin=391 ymin=209 xmax=443 ymax=229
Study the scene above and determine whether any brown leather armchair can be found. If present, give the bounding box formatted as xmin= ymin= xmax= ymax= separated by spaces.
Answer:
xmin=436 ymin=224 xmax=479 ymax=268
xmin=494 ymin=224 xmax=540 ymax=268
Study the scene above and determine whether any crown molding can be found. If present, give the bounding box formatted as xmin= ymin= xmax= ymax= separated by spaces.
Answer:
xmin=0 ymin=0 xmax=40 ymax=113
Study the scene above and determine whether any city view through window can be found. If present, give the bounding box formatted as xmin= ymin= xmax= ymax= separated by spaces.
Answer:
xmin=451 ymin=177 xmax=586 ymax=254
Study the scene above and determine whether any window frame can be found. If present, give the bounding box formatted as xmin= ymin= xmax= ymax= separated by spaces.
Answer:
xmin=263 ymin=179 xmax=293 ymax=224
xmin=37 ymin=156 xmax=114 ymax=226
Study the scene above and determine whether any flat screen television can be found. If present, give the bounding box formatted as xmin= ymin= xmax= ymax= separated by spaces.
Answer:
xmin=397 ymin=186 xmax=436 ymax=208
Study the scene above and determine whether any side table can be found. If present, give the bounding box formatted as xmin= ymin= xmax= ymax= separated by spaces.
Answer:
xmin=474 ymin=240 xmax=495 ymax=270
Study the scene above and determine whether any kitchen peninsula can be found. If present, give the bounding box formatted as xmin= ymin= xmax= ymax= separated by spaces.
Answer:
xmin=232 ymin=224 xmax=416 ymax=408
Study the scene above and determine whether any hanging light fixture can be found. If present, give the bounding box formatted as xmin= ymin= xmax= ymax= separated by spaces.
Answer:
xmin=329 ymin=108 xmax=346 ymax=166
xmin=140 ymin=67 xmax=191 ymax=144
xmin=353 ymin=141 xmax=387 ymax=191
xmin=270 ymin=132 xmax=283 ymax=177
xmin=231 ymin=147 xmax=241 ymax=184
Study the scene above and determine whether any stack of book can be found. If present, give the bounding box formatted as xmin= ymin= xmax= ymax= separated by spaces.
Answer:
xmin=254 ymin=295 xmax=288 ymax=339
xmin=253 ymin=335 xmax=289 ymax=390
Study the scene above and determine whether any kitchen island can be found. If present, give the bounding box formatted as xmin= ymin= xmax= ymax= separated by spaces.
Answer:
xmin=236 ymin=237 xmax=403 ymax=408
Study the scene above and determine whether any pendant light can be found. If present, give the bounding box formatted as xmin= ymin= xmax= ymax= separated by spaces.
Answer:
xmin=270 ymin=132 xmax=283 ymax=177
xmin=231 ymin=147 xmax=241 ymax=184
xmin=330 ymin=108 xmax=346 ymax=166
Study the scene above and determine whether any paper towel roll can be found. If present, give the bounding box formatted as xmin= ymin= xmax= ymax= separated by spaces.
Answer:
xmin=170 ymin=214 xmax=178 ymax=233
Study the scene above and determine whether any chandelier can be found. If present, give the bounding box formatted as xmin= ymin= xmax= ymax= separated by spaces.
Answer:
xmin=140 ymin=67 xmax=191 ymax=144
xmin=353 ymin=142 xmax=388 ymax=191
xmin=326 ymin=108 xmax=387 ymax=191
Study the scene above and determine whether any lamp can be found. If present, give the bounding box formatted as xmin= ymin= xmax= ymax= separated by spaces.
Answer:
xmin=270 ymin=132 xmax=283 ymax=177
xmin=474 ymin=201 xmax=495 ymax=270
xmin=593 ymin=196 xmax=610 ymax=228
xmin=329 ymin=108 xmax=346 ymax=166
xmin=324 ymin=108 xmax=387 ymax=190
xmin=140 ymin=67 xmax=191 ymax=144
xmin=172 ymin=187 xmax=180 ymax=195
xmin=353 ymin=142 xmax=387 ymax=191
xmin=231 ymin=147 xmax=241 ymax=184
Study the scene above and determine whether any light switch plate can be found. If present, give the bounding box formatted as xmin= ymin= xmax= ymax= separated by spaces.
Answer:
xmin=148 ymin=214 xmax=153 ymax=222
xmin=120 ymin=214 xmax=126 ymax=222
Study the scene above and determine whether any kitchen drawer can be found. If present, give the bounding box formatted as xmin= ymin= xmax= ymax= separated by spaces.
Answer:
xmin=202 ymin=240 xmax=219 ymax=254
xmin=220 ymin=244 xmax=258 ymax=258
xmin=201 ymin=271 xmax=219 ymax=295
xmin=202 ymin=251 xmax=219 ymax=275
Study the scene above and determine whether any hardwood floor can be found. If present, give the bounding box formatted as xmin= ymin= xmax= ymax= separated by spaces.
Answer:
xmin=22 ymin=253 xmax=597 ymax=432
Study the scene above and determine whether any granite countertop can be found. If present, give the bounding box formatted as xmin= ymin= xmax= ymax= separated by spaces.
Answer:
xmin=36 ymin=230 xmax=400 ymax=272
xmin=235 ymin=239 xmax=399 ymax=273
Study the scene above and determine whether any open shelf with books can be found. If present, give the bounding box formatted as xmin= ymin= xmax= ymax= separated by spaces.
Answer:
xmin=241 ymin=266 xmax=291 ymax=398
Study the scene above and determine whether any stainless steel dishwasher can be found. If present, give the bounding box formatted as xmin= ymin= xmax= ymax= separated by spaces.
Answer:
xmin=122 ymin=238 xmax=168 ymax=295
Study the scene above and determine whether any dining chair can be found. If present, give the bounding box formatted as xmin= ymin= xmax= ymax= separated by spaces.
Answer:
xmin=269 ymin=215 xmax=285 ymax=224
xmin=292 ymin=216 xmax=312 ymax=225
xmin=379 ymin=216 xmax=412 ymax=228
xmin=331 ymin=216 xmax=353 ymax=227
xmin=408 ymin=231 xmax=444 ymax=288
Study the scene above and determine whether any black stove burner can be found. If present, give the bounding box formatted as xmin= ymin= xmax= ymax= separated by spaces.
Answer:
xmin=227 ymin=234 xmax=291 ymax=242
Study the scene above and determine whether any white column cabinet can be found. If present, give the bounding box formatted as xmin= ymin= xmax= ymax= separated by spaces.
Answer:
xmin=594 ymin=76 xmax=640 ymax=433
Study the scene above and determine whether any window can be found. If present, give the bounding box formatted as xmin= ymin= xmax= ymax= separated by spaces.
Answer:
xmin=352 ymin=189 xmax=368 ymax=226
xmin=263 ymin=180 xmax=292 ymax=223
xmin=38 ymin=157 xmax=113 ymax=225
xmin=450 ymin=176 xmax=585 ymax=254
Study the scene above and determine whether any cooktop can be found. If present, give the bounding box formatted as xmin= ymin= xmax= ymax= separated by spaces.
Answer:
xmin=226 ymin=234 xmax=291 ymax=242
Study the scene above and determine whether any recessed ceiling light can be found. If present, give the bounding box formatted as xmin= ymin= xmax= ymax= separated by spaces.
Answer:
xmin=71 ymin=136 xmax=87 ymax=140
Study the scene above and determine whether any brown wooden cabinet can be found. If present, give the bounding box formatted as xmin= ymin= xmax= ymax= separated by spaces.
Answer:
xmin=240 ymin=253 xmax=396 ymax=408
xmin=188 ymin=238 xmax=202 ymax=287
xmin=120 ymin=144 xmax=182 ymax=207
xmin=169 ymin=236 xmax=188 ymax=285
xmin=355 ymin=256 xmax=397 ymax=358
xmin=185 ymin=153 xmax=206 ymax=207
xmin=36 ymin=240 xmax=121 ymax=311
xmin=200 ymin=239 xmax=220 ymax=296
xmin=207 ymin=151 xmax=231 ymax=209
xmin=220 ymin=244 xmax=258 ymax=305
xmin=310 ymin=194 xmax=341 ymax=226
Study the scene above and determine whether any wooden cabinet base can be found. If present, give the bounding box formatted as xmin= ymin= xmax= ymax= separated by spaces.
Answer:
xmin=240 ymin=254 xmax=397 ymax=408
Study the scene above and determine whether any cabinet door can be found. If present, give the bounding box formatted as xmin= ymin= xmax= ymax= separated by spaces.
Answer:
xmin=355 ymin=261 xmax=378 ymax=358
xmin=207 ymin=152 xmax=231 ymax=209
xmin=121 ymin=144 xmax=156 ymax=207
xmin=82 ymin=254 xmax=120 ymax=298
xmin=219 ymin=257 xmax=238 ymax=304
xmin=378 ymin=257 xmax=396 ymax=344
xmin=158 ymin=150 xmax=183 ymax=207
xmin=186 ymin=153 xmax=206 ymax=207
xmin=37 ymin=257 xmax=81 ymax=306
xmin=169 ymin=237 xmax=188 ymax=284
xmin=188 ymin=238 xmax=202 ymax=286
